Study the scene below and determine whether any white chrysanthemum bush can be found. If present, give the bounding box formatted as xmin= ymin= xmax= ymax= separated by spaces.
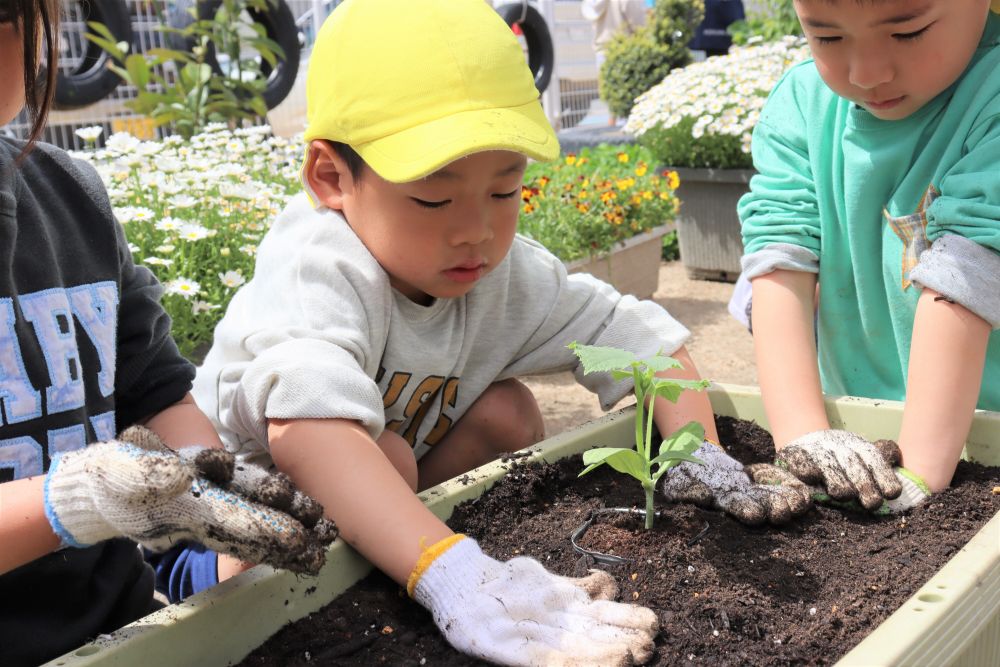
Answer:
xmin=625 ymin=37 xmax=810 ymax=170
xmin=71 ymin=124 xmax=302 ymax=360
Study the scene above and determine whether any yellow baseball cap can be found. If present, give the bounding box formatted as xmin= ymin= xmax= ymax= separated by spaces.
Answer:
xmin=303 ymin=0 xmax=560 ymax=183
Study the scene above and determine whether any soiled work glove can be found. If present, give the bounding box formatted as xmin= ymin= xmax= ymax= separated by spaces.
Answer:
xmin=758 ymin=432 xmax=931 ymax=514
xmin=43 ymin=426 xmax=338 ymax=575
xmin=659 ymin=441 xmax=812 ymax=525
xmin=777 ymin=430 xmax=904 ymax=511
xmin=408 ymin=535 xmax=659 ymax=667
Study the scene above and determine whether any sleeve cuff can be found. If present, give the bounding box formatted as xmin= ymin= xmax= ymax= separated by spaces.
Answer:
xmin=741 ymin=243 xmax=819 ymax=281
xmin=909 ymin=234 xmax=1000 ymax=329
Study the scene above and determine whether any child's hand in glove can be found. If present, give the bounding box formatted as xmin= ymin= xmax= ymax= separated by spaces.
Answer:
xmin=43 ymin=426 xmax=338 ymax=575
xmin=771 ymin=432 xmax=930 ymax=513
xmin=660 ymin=441 xmax=812 ymax=525
xmin=408 ymin=535 xmax=659 ymax=667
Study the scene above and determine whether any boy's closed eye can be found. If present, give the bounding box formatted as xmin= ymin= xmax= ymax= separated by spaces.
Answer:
xmin=410 ymin=189 xmax=521 ymax=209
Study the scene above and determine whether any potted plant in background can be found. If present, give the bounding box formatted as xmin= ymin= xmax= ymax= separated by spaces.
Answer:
xmin=625 ymin=35 xmax=809 ymax=281
xmin=518 ymin=143 xmax=681 ymax=299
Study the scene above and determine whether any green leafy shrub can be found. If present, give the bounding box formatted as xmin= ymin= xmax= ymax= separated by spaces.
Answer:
xmin=599 ymin=0 xmax=703 ymax=119
xmin=518 ymin=144 xmax=681 ymax=262
xmin=625 ymin=38 xmax=810 ymax=169
xmin=87 ymin=0 xmax=284 ymax=138
xmin=728 ymin=0 xmax=803 ymax=46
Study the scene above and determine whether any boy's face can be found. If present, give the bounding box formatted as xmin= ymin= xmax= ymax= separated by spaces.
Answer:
xmin=337 ymin=150 xmax=527 ymax=305
xmin=794 ymin=0 xmax=991 ymax=120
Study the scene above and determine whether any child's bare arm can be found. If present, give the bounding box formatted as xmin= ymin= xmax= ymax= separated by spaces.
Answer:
xmin=651 ymin=344 xmax=719 ymax=443
xmin=0 ymin=393 xmax=218 ymax=575
xmin=142 ymin=393 xmax=225 ymax=450
xmin=266 ymin=417 xmax=452 ymax=584
xmin=898 ymin=288 xmax=991 ymax=491
xmin=751 ymin=269 xmax=828 ymax=446
xmin=0 ymin=476 xmax=60 ymax=574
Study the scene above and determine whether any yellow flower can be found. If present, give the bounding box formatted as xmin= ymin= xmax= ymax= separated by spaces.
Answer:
xmin=577 ymin=203 xmax=590 ymax=213
xmin=631 ymin=195 xmax=643 ymax=206
xmin=578 ymin=190 xmax=590 ymax=199
xmin=642 ymin=190 xmax=653 ymax=200
xmin=565 ymin=154 xmax=577 ymax=166
xmin=600 ymin=191 xmax=616 ymax=203
xmin=539 ymin=176 xmax=550 ymax=188
xmin=617 ymin=152 xmax=629 ymax=163
xmin=635 ymin=164 xmax=647 ymax=177
xmin=523 ymin=202 xmax=535 ymax=214
xmin=665 ymin=170 xmax=681 ymax=190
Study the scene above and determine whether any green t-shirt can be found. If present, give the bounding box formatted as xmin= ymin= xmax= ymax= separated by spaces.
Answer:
xmin=739 ymin=13 xmax=1000 ymax=411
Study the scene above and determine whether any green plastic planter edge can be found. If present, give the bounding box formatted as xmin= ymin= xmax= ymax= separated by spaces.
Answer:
xmin=43 ymin=384 xmax=1000 ymax=667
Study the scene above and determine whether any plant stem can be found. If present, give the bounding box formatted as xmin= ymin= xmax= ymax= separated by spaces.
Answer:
xmin=644 ymin=482 xmax=655 ymax=530
xmin=633 ymin=366 xmax=645 ymax=459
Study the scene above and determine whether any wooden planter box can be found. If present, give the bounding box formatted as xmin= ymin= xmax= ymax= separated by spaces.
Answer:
xmin=45 ymin=385 xmax=1000 ymax=667
xmin=672 ymin=167 xmax=754 ymax=283
xmin=565 ymin=223 xmax=673 ymax=299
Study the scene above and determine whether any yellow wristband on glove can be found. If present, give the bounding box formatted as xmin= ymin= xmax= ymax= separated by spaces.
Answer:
xmin=406 ymin=533 xmax=467 ymax=597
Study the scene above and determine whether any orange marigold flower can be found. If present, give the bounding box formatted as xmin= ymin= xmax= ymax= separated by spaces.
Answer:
xmin=577 ymin=203 xmax=590 ymax=213
xmin=635 ymin=164 xmax=648 ymax=177
xmin=666 ymin=170 xmax=681 ymax=190
xmin=521 ymin=186 xmax=532 ymax=201
xmin=600 ymin=191 xmax=616 ymax=203
xmin=578 ymin=190 xmax=590 ymax=199
xmin=539 ymin=176 xmax=550 ymax=187
xmin=523 ymin=203 xmax=534 ymax=214
xmin=617 ymin=152 xmax=629 ymax=163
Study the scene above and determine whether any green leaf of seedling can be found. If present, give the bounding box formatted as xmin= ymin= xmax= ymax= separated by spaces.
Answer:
xmin=147 ymin=48 xmax=194 ymax=63
xmin=610 ymin=369 xmax=634 ymax=382
xmin=568 ymin=342 xmax=639 ymax=375
xmin=661 ymin=421 xmax=705 ymax=451
xmin=651 ymin=452 xmax=704 ymax=483
xmin=639 ymin=354 xmax=682 ymax=373
xmin=580 ymin=447 xmax=648 ymax=482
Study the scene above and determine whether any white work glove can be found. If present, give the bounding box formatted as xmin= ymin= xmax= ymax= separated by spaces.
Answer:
xmin=43 ymin=426 xmax=338 ymax=575
xmin=766 ymin=431 xmax=930 ymax=513
xmin=659 ymin=441 xmax=812 ymax=525
xmin=408 ymin=535 xmax=659 ymax=666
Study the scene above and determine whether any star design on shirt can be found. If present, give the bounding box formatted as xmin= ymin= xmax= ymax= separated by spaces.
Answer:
xmin=884 ymin=185 xmax=939 ymax=290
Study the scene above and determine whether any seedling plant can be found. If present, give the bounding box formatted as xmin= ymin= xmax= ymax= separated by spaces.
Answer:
xmin=569 ymin=343 xmax=709 ymax=529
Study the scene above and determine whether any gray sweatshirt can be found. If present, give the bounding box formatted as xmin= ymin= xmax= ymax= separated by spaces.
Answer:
xmin=194 ymin=193 xmax=689 ymax=461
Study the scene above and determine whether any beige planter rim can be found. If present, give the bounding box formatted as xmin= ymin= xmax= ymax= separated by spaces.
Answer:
xmin=43 ymin=384 xmax=1000 ymax=667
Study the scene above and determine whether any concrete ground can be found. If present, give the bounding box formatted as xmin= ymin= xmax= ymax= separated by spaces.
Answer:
xmin=521 ymin=260 xmax=757 ymax=436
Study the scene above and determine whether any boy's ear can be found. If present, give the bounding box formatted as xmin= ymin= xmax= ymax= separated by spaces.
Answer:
xmin=304 ymin=140 xmax=352 ymax=210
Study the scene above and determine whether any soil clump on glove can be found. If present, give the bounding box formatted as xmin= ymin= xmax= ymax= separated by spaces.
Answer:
xmin=238 ymin=416 xmax=1000 ymax=666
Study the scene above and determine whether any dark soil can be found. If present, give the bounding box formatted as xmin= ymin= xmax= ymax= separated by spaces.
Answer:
xmin=239 ymin=417 xmax=1000 ymax=666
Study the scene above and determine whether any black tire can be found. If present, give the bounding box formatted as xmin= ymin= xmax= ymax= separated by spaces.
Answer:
xmin=53 ymin=0 xmax=133 ymax=110
xmin=166 ymin=0 xmax=301 ymax=110
xmin=495 ymin=3 xmax=554 ymax=95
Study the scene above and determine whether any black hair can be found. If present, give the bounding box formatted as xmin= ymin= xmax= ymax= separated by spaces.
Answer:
xmin=328 ymin=140 xmax=367 ymax=181
xmin=2 ymin=0 xmax=59 ymax=156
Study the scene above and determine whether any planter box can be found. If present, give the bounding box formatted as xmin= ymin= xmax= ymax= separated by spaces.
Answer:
xmin=45 ymin=385 xmax=1000 ymax=667
xmin=565 ymin=223 xmax=673 ymax=299
xmin=672 ymin=167 xmax=754 ymax=283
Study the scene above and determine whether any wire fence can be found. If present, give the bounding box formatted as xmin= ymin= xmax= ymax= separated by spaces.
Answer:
xmin=2 ymin=0 xmax=606 ymax=150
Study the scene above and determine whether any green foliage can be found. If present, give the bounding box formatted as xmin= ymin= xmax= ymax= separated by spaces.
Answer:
xmin=599 ymin=0 xmax=703 ymax=119
xmin=76 ymin=125 xmax=302 ymax=360
xmin=641 ymin=115 xmax=751 ymax=170
xmin=569 ymin=343 xmax=709 ymax=529
xmin=728 ymin=0 xmax=803 ymax=46
xmin=518 ymin=144 xmax=680 ymax=262
xmin=86 ymin=0 xmax=285 ymax=139
xmin=661 ymin=229 xmax=679 ymax=261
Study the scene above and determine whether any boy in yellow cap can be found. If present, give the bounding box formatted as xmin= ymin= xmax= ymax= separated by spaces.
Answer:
xmin=191 ymin=0 xmax=811 ymax=663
